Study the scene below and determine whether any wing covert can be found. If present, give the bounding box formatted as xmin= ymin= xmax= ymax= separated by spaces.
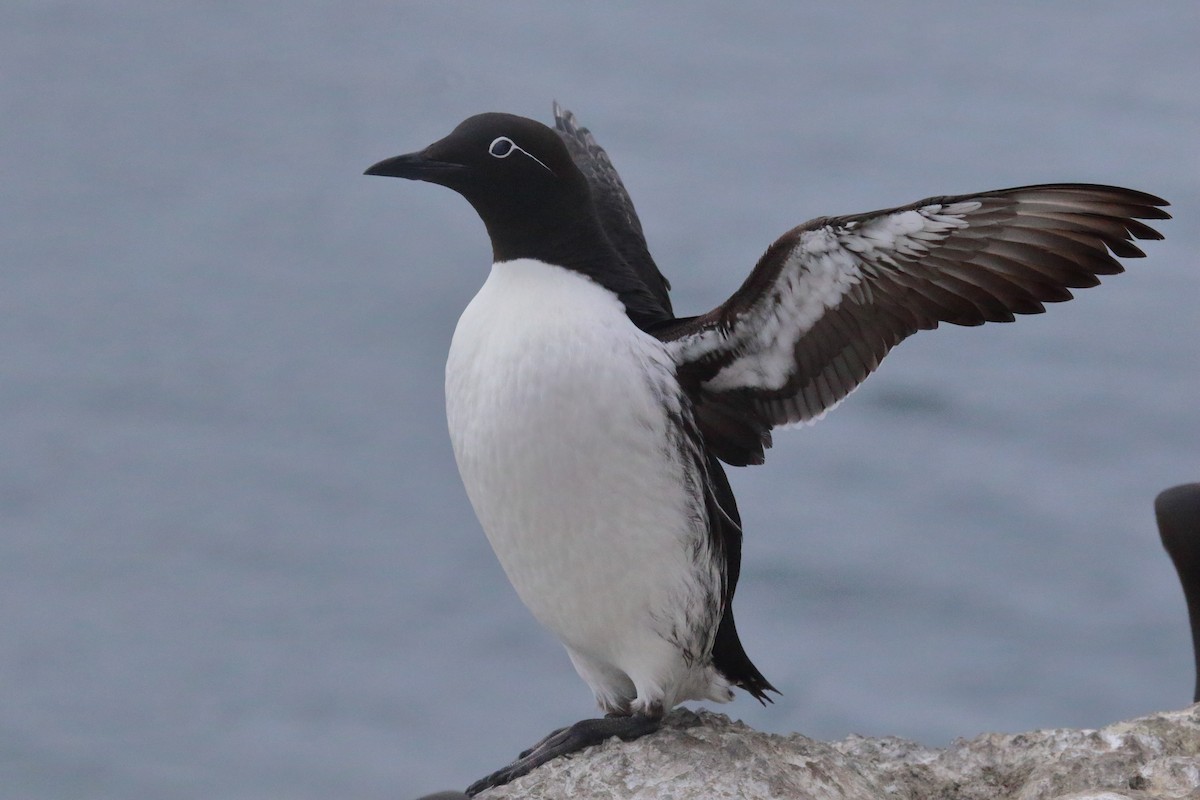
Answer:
xmin=553 ymin=102 xmax=673 ymax=316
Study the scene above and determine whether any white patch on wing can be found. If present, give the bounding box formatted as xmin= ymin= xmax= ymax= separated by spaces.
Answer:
xmin=841 ymin=204 xmax=976 ymax=266
xmin=670 ymin=203 xmax=975 ymax=395
xmin=704 ymin=229 xmax=864 ymax=392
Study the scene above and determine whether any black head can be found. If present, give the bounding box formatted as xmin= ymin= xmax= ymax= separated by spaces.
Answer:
xmin=365 ymin=113 xmax=594 ymax=262
xmin=367 ymin=110 xmax=674 ymax=331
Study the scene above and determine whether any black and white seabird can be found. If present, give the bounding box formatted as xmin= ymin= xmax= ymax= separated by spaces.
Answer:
xmin=365 ymin=104 xmax=1168 ymax=795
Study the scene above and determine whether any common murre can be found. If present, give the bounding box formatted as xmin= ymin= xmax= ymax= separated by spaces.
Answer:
xmin=365 ymin=104 xmax=1169 ymax=795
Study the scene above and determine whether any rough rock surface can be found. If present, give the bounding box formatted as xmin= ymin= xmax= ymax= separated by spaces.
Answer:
xmin=476 ymin=705 xmax=1200 ymax=799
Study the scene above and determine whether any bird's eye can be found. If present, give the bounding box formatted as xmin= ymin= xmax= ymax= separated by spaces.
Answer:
xmin=488 ymin=137 xmax=515 ymax=158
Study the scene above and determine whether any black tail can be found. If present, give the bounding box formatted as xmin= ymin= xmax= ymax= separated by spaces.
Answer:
xmin=705 ymin=452 xmax=779 ymax=703
xmin=713 ymin=605 xmax=779 ymax=703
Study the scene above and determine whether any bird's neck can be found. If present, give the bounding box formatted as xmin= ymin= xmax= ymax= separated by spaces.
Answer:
xmin=483 ymin=207 xmax=666 ymax=331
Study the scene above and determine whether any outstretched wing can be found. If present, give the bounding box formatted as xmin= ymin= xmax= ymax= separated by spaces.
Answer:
xmin=661 ymin=184 xmax=1170 ymax=466
xmin=553 ymin=102 xmax=673 ymax=316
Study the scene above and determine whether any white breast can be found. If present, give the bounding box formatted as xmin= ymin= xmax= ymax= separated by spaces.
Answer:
xmin=444 ymin=258 xmax=728 ymax=712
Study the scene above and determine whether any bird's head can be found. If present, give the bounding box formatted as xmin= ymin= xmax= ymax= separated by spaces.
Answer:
xmin=365 ymin=113 xmax=590 ymax=247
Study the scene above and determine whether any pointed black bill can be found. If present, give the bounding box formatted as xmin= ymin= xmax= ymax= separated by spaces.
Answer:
xmin=363 ymin=151 xmax=465 ymax=181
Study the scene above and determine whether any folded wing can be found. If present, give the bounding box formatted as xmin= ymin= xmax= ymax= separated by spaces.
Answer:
xmin=661 ymin=184 xmax=1170 ymax=466
xmin=554 ymin=102 xmax=674 ymax=318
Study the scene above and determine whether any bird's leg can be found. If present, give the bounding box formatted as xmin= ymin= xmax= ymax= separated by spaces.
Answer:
xmin=464 ymin=712 xmax=662 ymax=796
xmin=515 ymin=710 xmax=630 ymax=759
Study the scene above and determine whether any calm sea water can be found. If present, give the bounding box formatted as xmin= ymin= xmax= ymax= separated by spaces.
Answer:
xmin=3 ymin=3 xmax=1197 ymax=797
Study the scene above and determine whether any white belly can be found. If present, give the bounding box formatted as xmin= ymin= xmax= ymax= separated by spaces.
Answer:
xmin=444 ymin=259 xmax=727 ymax=712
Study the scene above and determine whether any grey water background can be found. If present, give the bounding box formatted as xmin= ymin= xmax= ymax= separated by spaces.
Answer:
xmin=3 ymin=2 xmax=1197 ymax=797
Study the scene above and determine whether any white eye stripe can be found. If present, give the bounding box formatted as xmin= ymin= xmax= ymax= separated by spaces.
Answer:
xmin=487 ymin=136 xmax=555 ymax=175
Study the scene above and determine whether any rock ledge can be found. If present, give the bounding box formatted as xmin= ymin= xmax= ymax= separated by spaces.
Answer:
xmin=479 ymin=705 xmax=1200 ymax=799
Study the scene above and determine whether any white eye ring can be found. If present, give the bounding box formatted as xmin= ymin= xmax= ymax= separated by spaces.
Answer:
xmin=486 ymin=135 xmax=555 ymax=175
xmin=488 ymin=136 xmax=516 ymax=158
